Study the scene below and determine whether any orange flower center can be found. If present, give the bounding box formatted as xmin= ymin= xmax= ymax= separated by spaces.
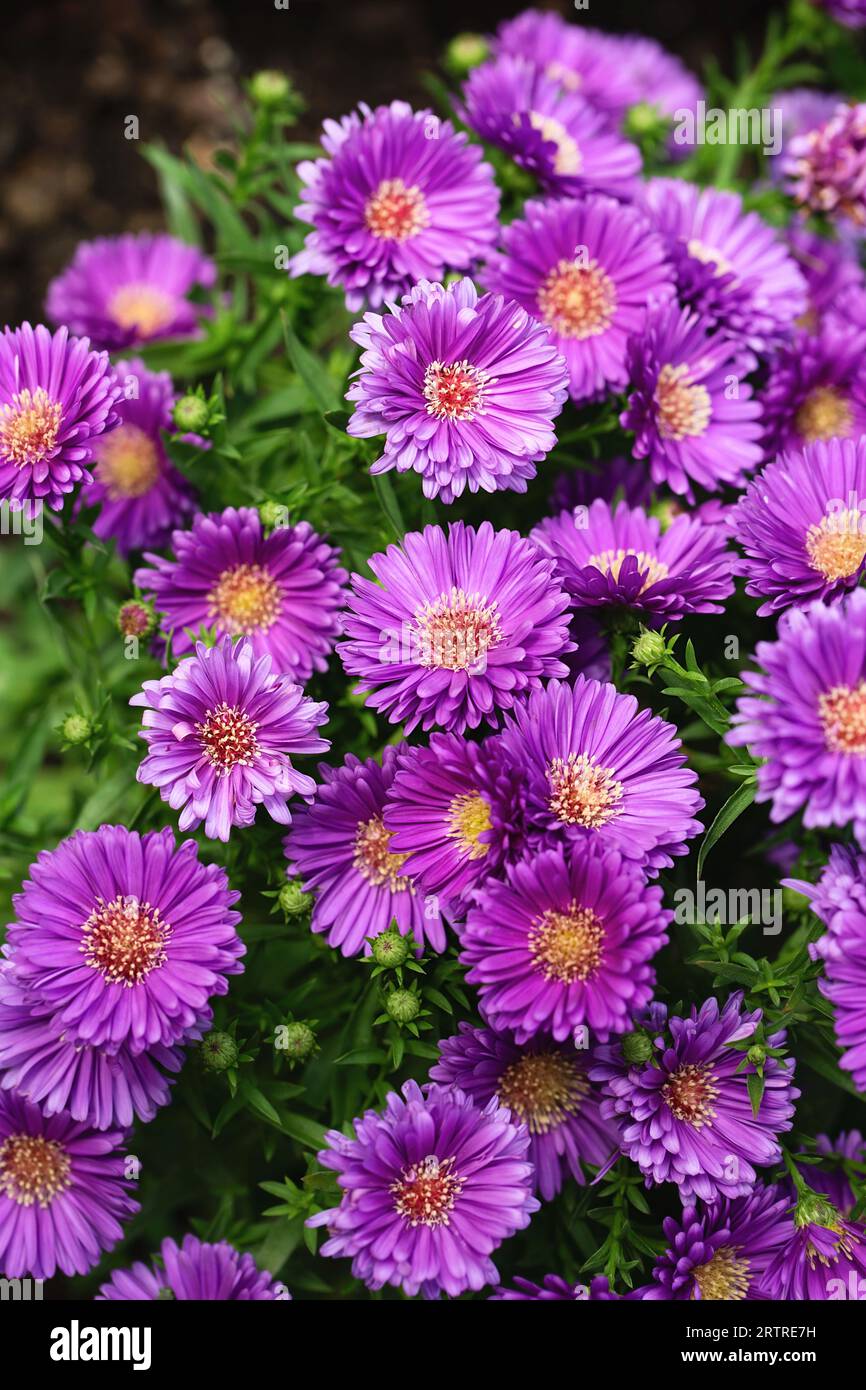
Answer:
xmin=497 ymin=1051 xmax=589 ymax=1133
xmin=662 ymin=1062 xmax=719 ymax=1128
xmin=353 ymin=815 xmax=412 ymax=891
xmin=529 ymin=899 xmax=605 ymax=983
xmin=364 ymin=178 xmax=430 ymax=242
xmin=413 ymin=588 xmax=503 ymax=671
xmin=80 ymin=893 xmax=171 ymax=985
xmin=423 ymin=360 xmax=488 ymax=421
xmin=94 ymin=423 xmax=161 ymax=499
xmin=819 ymin=682 xmax=866 ymax=754
xmin=391 ymin=1154 xmax=463 ymax=1228
xmin=196 ymin=702 xmax=260 ymax=775
xmin=547 ymin=752 xmax=624 ymax=829
xmin=0 ymin=1133 xmax=72 ymax=1208
xmin=655 ymin=363 xmax=712 ymax=440
xmin=537 ymin=258 xmax=617 ymax=340
xmin=0 ymin=387 xmax=62 ymax=467
xmin=209 ymin=563 xmax=281 ymax=635
xmin=795 ymin=386 xmax=854 ymax=443
xmin=107 ymin=283 xmax=176 ymax=338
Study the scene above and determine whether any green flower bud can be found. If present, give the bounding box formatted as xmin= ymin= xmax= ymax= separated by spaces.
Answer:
xmin=200 ymin=1031 xmax=238 ymax=1071
xmin=259 ymin=500 xmax=289 ymax=533
xmin=385 ymin=989 xmax=420 ymax=1025
xmin=117 ymin=599 xmax=156 ymax=640
xmin=281 ymin=1021 xmax=317 ymax=1061
xmin=625 ymin=101 xmax=667 ymax=139
xmin=172 ymin=394 xmax=209 ymax=434
xmin=621 ymin=1029 xmax=654 ymax=1064
xmin=59 ymin=712 xmax=92 ymax=746
xmin=445 ymin=33 xmax=489 ymax=76
xmin=249 ymin=69 xmax=292 ymax=108
xmin=631 ymin=628 xmax=667 ymax=668
xmin=372 ymin=930 xmax=411 ymax=968
xmin=747 ymin=1044 xmax=766 ymax=1067
xmin=795 ymin=1193 xmax=839 ymax=1230
xmin=279 ymin=880 xmax=312 ymax=916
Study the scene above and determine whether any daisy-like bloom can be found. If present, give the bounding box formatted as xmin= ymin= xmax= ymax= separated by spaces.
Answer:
xmin=768 ymin=90 xmax=843 ymax=183
xmin=784 ymin=103 xmax=866 ymax=230
xmin=461 ymin=57 xmax=642 ymax=200
xmin=591 ymin=994 xmax=798 ymax=1202
xmin=346 ymin=278 xmax=568 ymax=504
xmin=498 ymin=675 xmax=703 ymax=871
xmin=490 ymin=1273 xmax=623 ymax=1300
xmin=760 ymin=1193 xmax=866 ymax=1299
xmin=283 ymin=746 xmax=439 ymax=956
xmin=383 ymin=733 xmax=525 ymax=914
xmin=0 ymin=1090 xmax=137 ymax=1280
xmin=98 ymin=1235 xmax=289 ymax=1300
xmin=531 ymin=498 xmax=734 ymax=624
xmin=761 ymin=325 xmax=866 ymax=456
xmin=0 ymin=321 xmax=121 ymax=511
xmin=635 ymin=178 xmax=807 ymax=350
xmin=338 ymin=521 xmax=573 ymax=735
xmin=483 ymin=196 xmax=675 ymax=404
xmin=5 ymin=825 xmax=243 ymax=1054
xmin=430 ymin=1023 xmax=618 ymax=1198
xmin=731 ymin=437 xmax=866 ymax=616
xmin=45 ymin=232 xmax=216 ymax=351
xmin=492 ymin=11 xmax=636 ymax=118
xmin=290 ymin=101 xmax=500 ymax=311
xmin=549 ymin=455 xmax=654 ymax=515
xmin=307 ymin=1079 xmax=539 ymax=1298
xmin=132 ymin=635 xmax=329 ymax=841
xmin=76 ymin=358 xmax=195 ymax=555
xmin=460 ymin=845 xmax=671 ymax=1044
xmin=621 ymin=301 xmax=764 ymax=499
xmin=642 ymin=1185 xmax=794 ymax=1300
xmin=728 ymin=591 xmax=866 ymax=839
xmin=134 ymin=507 xmax=347 ymax=682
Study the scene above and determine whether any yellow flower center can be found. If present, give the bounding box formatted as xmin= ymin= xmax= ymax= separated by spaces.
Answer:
xmin=819 ymin=682 xmax=866 ymax=754
xmin=692 ymin=1246 xmax=751 ymax=1300
xmin=662 ymin=1062 xmax=719 ymax=1128
xmin=795 ymin=385 xmax=854 ymax=443
xmin=209 ymin=563 xmax=281 ymax=636
xmin=529 ymin=899 xmax=605 ymax=983
xmin=525 ymin=111 xmax=582 ymax=175
xmin=686 ymin=239 xmax=735 ymax=279
xmin=94 ymin=423 xmax=160 ymax=499
xmin=0 ymin=387 xmax=62 ymax=467
xmin=80 ymin=894 xmax=171 ymax=985
xmin=196 ymin=702 xmax=260 ymax=776
xmin=497 ymin=1051 xmax=589 ymax=1133
xmin=545 ymin=61 xmax=582 ymax=92
xmin=537 ymin=258 xmax=617 ymax=340
xmin=364 ymin=178 xmax=430 ymax=242
xmin=446 ymin=791 xmax=492 ymax=859
xmin=353 ymin=815 xmax=412 ymax=891
xmin=805 ymin=511 xmax=866 ymax=581
xmin=547 ymin=753 xmax=624 ymax=829
xmin=413 ymin=588 xmax=503 ymax=671
xmin=655 ymin=363 xmax=712 ymax=440
xmin=585 ymin=547 xmax=670 ymax=591
xmin=0 ymin=1133 xmax=72 ymax=1208
xmin=107 ymin=283 xmax=177 ymax=338
xmin=391 ymin=1155 xmax=462 ymax=1227
xmin=423 ymin=360 xmax=489 ymax=421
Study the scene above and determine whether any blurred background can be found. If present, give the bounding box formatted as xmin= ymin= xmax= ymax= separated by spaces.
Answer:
xmin=0 ymin=0 xmax=770 ymax=327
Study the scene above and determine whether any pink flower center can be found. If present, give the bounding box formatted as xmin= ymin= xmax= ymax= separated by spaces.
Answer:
xmin=538 ymin=257 xmax=617 ymax=339
xmin=197 ymin=702 xmax=260 ymax=776
xmin=0 ymin=1133 xmax=71 ymax=1208
xmin=546 ymin=752 xmax=624 ymax=829
xmin=662 ymin=1062 xmax=719 ymax=1128
xmin=209 ymin=563 xmax=281 ymax=635
xmin=529 ymin=900 xmax=605 ymax=983
xmin=391 ymin=1154 xmax=463 ymax=1227
xmin=497 ymin=1051 xmax=588 ymax=1134
xmin=585 ymin=547 xmax=670 ymax=591
xmin=423 ymin=360 xmax=488 ymax=421
xmin=413 ymin=588 xmax=503 ymax=671
xmin=795 ymin=385 xmax=854 ymax=443
xmin=655 ymin=364 xmax=712 ymax=440
xmin=107 ymin=283 xmax=177 ymax=338
xmin=364 ymin=178 xmax=430 ymax=242
xmin=353 ymin=815 xmax=412 ymax=891
xmin=0 ymin=387 xmax=63 ymax=467
xmin=94 ymin=423 xmax=160 ymax=499
xmin=819 ymin=682 xmax=866 ymax=754
xmin=81 ymin=894 xmax=171 ymax=985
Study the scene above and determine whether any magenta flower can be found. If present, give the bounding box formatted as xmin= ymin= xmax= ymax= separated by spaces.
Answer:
xmin=98 ymin=1235 xmax=289 ymax=1300
xmin=642 ymin=1185 xmax=794 ymax=1299
xmin=784 ymin=102 xmax=866 ymax=229
xmin=761 ymin=323 xmax=866 ymax=456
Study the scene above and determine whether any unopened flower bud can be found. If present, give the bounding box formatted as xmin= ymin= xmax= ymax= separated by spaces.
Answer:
xmin=385 ymin=989 xmax=420 ymax=1024
xmin=173 ymin=394 xmax=209 ymax=434
xmin=372 ymin=930 xmax=411 ymax=968
xmin=200 ymin=1031 xmax=238 ymax=1071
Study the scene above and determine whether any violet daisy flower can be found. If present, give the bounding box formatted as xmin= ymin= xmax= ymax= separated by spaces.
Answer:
xmin=761 ymin=324 xmax=866 ymax=456
xmin=0 ymin=321 xmax=121 ymax=511
xmin=788 ymin=225 xmax=866 ymax=335
xmin=430 ymin=1022 xmax=618 ymax=1198
xmin=532 ymin=498 xmax=735 ymax=624
xmin=590 ymin=993 xmax=798 ymax=1201
xmin=45 ymin=232 xmax=216 ymax=351
xmin=816 ymin=0 xmax=866 ymax=26
xmin=642 ymin=1185 xmax=794 ymax=1300
xmin=731 ymin=437 xmax=866 ymax=616
xmin=490 ymin=1273 xmax=623 ymax=1300
xmin=307 ymin=1079 xmax=539 ymax=1298
xmin=728 ymin=591 xmax=866 ymax=839
xmin=760 ymin=1192 xmax=866 ymax=1299
xmin=607 ymin=33 xmax=703 ymax=129
xmin=283 ymin=746 xmax=438 ymax=956
xmin=497 ymin=675 xmax=703 ymax=871
xmin=768 ymin=90 xmax=843 ymax=183
xmin=5 ymin=824 xmax=243 ymax=1054
xmin=290 ymin=101 xmax=500 ymax=311
xmin=134 ymin=506 xmax=347 ymax=682
xmin=0 ymin=1090 xmax=137 ymax=1280
xmin=459 ymin=845 xmax=671 ymax=1044
xmin=132 ymin=635 xmax=329 ymax=841
xmin=76 ymin=358 xmax=195 ymax=555
xmin=635 ymin=178 xmax=807 ymax=350
xmin=621 ymin=301 xmax=764 ymax=500
xmin=802 ymin=1132 xmax=866 ymax=1213
xmin=483 ymin=195 xmax=675 ymax=404
xmin=98 ymin=1235 xmax=289 ymax=1300
xmin=461 ymin=56 xmax=642 ymax=200
xmin=346 ymin=278 xmax=568 ymax=504
xmin=784 ymin=103 xmax=866 ymax=229
xmin=338 ymin=521 xmax=573 ymax=735
xmin=383 ymin=733 xmax=525 ymax=915
xmin=549 ymin=455 xmax=654 ymax=515
xmin=492 ymin=11 xmax=636 ymax=119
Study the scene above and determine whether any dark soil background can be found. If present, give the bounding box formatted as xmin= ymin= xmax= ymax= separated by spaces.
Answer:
xmin=0 ymin=0 xmax=771 ymax=327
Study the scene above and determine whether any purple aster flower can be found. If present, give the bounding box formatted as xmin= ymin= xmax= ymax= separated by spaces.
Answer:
xmin=132 ymin=635 xmax=329 ymax=841
xmin=76 ymin=358 xmax=195 ymax=555
xmin=346 ymin=277 xmax=568 ymax=504
xmin=621 ymin=301 xmax=764 ymax=499
xmin=459 ymin=844 xmax=671 ymax=1044
xmin=497 ymin=675 xmax=703 ymax=871
xmin=788 ymin=226 xmax=866 ymax=335
xmin=490 ymin=1273 xmax=622 ymax=1300
xmin=591 ymin=993 xmax=798 ymax=1202
xmin=338 ymin=521 xmax=573 ymax=735
xmin=0 ymin=1090 xmax=137 ymax=1280
xmin=549 ymin=455 xmax=654 ymax=515
xmin=642 ymin=1185 xmax=794 ymax=1300
xmin=430 ymin=1023 xmax=618 ymax=1198
xmin=0 ymin=321 xmax=121 ymax=511
xmin=761 ymin=324 xmax=866 ymax=456
xmin=635 ymin=178 xmax=807 ymax=350
xmin=98 ymin=1235 xmax=289 ymax=1300
xmin=134 ymin=506 xmax=347 ymax=682
xmin=814 ymin=0 xmax=866 ymax=25
xmin=307 ymin=1079 xmax=539 ymax=1298
xmin=784 ymin=102 xmax=866 ymax=230
xmin=607 ymin=33 xmax=703 ymax=126
xmin=461 ymin=56 xmax=642 ymax=200
xmin=731 ymin=437 xmax=866 ymax=616
xmin=760 ymin=1192 xmax=866 ymax=1299
xmin=45 ymin=232 xmax=216 ymax=351
xmin=482 ymin=195 xmax=675 ymax=403
xmin=5 ymin=824 xmax=243 ymax=1054
xmin=532 ymin=498 xmax=734 ymax=624
xmin=769 ymin=89 xmax=843 ymax=182
xmin=290 ymin=101 xmax=500 ymax=311
xmin=383 ymin=733 xmax=525 ymax=914
xmin=283 ymin=746 xmax=439 ymax=956
xmin=803 ymin=1132 xmax=866 ymax=1213
xmin=728 ymin=590 xmax=866 ymax=839
xmin=492 ymin=12 xmax=636 ymax=119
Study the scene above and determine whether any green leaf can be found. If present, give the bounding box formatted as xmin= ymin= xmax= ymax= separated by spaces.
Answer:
xmin=697 ymin=780 xmax=757 ymax=878
xmin=747 ymin=1070 xmax=765 ymax=1116
xmin=280 ymin=312 xmax=341 ymax=413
